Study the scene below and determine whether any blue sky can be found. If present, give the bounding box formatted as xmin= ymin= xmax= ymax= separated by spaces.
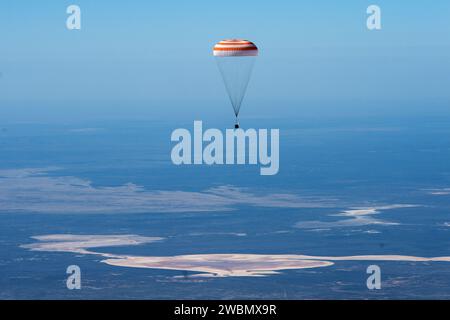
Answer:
xmin=0 ymin=0 xmax=449 ymax=105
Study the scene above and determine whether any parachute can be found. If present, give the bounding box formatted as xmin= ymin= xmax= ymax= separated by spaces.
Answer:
xmin=213 ymin=39 xmax=258 ymax=128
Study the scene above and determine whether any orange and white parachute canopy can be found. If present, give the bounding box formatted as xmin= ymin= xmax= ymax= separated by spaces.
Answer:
xmin=213 ymin=39 xmax=258 ymax=57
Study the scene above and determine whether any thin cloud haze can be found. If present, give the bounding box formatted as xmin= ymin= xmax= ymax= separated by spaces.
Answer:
xmin=295 ymin=205 xmax=419 ymax=229
xmin=0 ymin=168 xmax=336 ymax=214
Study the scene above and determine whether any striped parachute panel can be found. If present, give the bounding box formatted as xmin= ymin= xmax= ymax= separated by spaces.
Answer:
xmin=213 ymin=39 xmax=258 ymax=57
